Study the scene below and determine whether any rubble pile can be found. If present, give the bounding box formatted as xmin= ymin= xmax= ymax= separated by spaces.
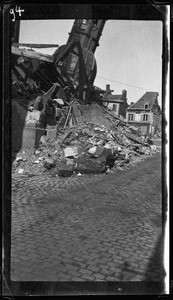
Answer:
xmin=11 ymin=18 xmax=161 ymax=178
xmin=12 ymin=111 xmax=159 ymax=177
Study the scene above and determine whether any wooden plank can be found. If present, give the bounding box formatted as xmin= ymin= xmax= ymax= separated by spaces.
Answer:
xmin=97 ymin=96 xmax=124 ymax=103
xmin=13 ymin=43 xmax=59 ymax=49
xmin=125 ymin=132 xmax=143 ymax=144
xmin=11 ymin=46 xmax=54 ymax=63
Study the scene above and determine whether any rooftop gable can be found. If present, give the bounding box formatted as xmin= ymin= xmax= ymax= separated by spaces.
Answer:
xmin=127 ymin=92 xmax=159 ymax=110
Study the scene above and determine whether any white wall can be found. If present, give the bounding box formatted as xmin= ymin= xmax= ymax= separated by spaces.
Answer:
xmin=107 ymin=103 xmax=120 ymax=115
xmin=134 ymin=113 xmax=141 ymax=121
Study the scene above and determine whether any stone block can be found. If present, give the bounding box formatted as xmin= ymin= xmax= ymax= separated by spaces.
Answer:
xmin=74 ymin=155 xmax=107 ymax=174
xmin=118 ymin=152 xmax=126 ymax=160
xmin=101 ymin=148 xmax=112 ymax=158
xmin=88 ymin=145 xmax=104 ymax=158
xmin=88 ymin=146 xmax=97 ymax=155
xmin=63 ymin=145 xmax=83 ymax=158
xmin=57 ymin=164 xmax=74 ymax=177
xmin=44 ymin=158 xmax=55 ymax=169
xmin=66 ymin=158 xmax=75 ymax=166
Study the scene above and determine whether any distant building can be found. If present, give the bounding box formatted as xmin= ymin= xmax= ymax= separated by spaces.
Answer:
xmin=103 ymin=85 xmax=129 ymax=119
xmin=126 ymin=92 xmax=161 ymax=137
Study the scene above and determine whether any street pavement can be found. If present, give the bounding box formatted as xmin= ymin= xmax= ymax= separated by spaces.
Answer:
xmin=11 ymin=152 xmax=164 ymax=282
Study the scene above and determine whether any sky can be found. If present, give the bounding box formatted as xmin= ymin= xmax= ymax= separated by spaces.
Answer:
xmin=19 ymin=19 xmax=162 ymax=106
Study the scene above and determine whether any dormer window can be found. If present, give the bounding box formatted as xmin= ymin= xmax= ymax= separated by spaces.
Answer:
xmin=144 ymin=102 xmax=149 ymax=109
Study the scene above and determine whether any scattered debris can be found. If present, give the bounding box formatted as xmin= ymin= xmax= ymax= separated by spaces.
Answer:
xmin=44 ymin=157 xmax=55 ymax=170
xmin=12 ymin=110 xmax=160 ymax=177
xmin=35 ymin=150 xmax=40 ymax=155
xmin=150 ymin=145 xmax=157 ymax=151
xmin=33 ymin=160 xmax=40 ymax=164
xmin=16 ymin=157 xmax=23 ymax=162
xmin=40 ymin=135 xmax=47 ymax=145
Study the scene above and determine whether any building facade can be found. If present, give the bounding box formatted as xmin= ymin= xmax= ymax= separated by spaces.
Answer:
xmin=103 ymin=85 xmax=128 ymax=119
xmin=126 ymin=92 xmax=161 ymax=137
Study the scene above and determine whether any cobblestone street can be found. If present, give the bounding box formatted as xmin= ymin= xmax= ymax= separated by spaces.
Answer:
xmin=11 ymin=152 xmax=164 ymax=282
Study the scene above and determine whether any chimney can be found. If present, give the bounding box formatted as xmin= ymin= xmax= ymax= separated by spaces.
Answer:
xmin=131 ymin=102 xmax=134 ymax=106
xmin=106 ymin=84 xmax=110 ymax=91
xmin=122 ymin=89 xmax=127 ymax=98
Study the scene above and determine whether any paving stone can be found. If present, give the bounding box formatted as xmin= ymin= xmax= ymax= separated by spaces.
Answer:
xmin=105 ymin=276 xmax=117 ymax=281
xmin=92 ymin=273 xmax=106 ymax=280
xmin=87 ymin=265 xmax=100 ymax=273
xmin=74 ymin=262 xmax=87 ymax=269
xmin=99 ymin=268 xmax=111 ymax=277
xmin=73 ymin=256 xmax=86 ymax=263
xmin=99 ymin=263 xmax=110 ymax=270
xmin=65 ymin=264 xmax=79 ymax=272
xmin=59 ymin=274 xmax=72 ymax=281
xmin=72 ymin=277 xmax=84 ymax=281
xmin=79 ymin=268 xmax=92 ymax=276
xmin=81 ymin=274 xmax=95 ymax=281
xmin=65 ymin=270 xmax=80 ymax=278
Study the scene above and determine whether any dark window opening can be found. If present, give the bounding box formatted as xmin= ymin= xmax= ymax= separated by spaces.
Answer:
xmin=128 ymin=114 xmax=133 ymax=121
xmin=143 ymin=114 xmax=148 ymax=121
xmin=144 ymin=103 xmax=149 ymax=109
xmin=113 ymin=104 xmax=117 ymax=112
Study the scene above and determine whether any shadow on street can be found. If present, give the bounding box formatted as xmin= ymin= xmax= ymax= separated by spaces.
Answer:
xmin=144 ymin=232 xmax=166 ymax=282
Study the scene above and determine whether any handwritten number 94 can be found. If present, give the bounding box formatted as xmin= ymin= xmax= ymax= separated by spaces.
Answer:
xmin=10 ymin=6 xmax=24 ymax=22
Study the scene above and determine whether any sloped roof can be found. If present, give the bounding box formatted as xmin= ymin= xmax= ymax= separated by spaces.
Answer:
xmin=106 ymin=94 xmax=123 ymax=103
xmin=108 ymin=94 xmax=122 ymax=100
xmin=103 ymin=94 xmax=123 ymax=103
xmin=127 ymin=92 xmax=159 ymax=110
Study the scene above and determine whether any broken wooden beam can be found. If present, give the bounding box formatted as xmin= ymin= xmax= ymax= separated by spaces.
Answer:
xmin=13 ymin=43 xmax=59 ymax=49
xmin=125 ymin=132 xmax=143 ymax=144
xmin=43 ymin=83 xmax=61 ymax=100
xmin=11 ymin=46 xmax=54 ymax=63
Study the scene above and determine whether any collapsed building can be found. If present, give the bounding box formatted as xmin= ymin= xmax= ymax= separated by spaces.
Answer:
xmin=11 ymin=19 xmax=158 ymax=177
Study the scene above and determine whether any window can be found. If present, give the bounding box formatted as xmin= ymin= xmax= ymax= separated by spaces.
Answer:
xmin=113 ymin=104 xmax=117 ymax=112
xmin=143 ymin=114 xmax=148 ymax=121
xmin=144 ymin=103 xmax=149 ymax=109
xmin=128 ymin=114 xmax=134 ymax=121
